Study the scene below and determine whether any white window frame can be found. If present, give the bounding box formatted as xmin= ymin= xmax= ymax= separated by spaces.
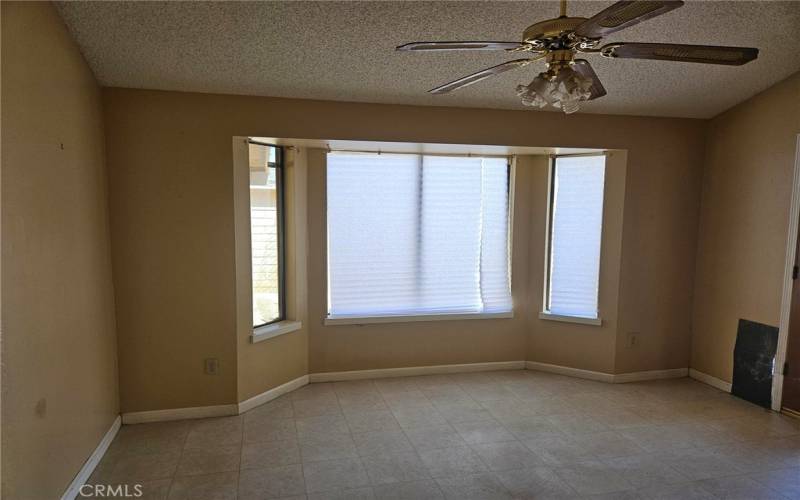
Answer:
xmin=540 ymin=153 xmax=606 ymax=326
xmin=323 ymin=152 xmax=516 ymax=326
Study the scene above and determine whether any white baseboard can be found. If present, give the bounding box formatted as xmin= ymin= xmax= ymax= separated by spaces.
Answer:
xmin=124 ymin=363 xmax=526 ymax=423
xmin=689 ymin=368 xmax=732 ymax=393
xmin=525 ymin=361 xmax=615 ymax=383
xmin=62 ymin=416 xmax=121 ymax=500
xmin=121 ymin=403 xmax=237 ymax=424
xmin=308 ymin=360 xmax=526 ymax=383
xmin=613 ymin=367 xmax=688 ymax=383
xmin=238 ymin=375 xmax=309 ymax=413
xmin=120 ymin=363 xmax=696 ymax=425
xmin=122 ymin=375 xmax=311 ymax=424
xmin=525 ymin=362 xmax=688 ymax=384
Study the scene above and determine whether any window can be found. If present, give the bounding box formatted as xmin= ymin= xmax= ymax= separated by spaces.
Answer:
xmin=544 ymin=154 xmax=606 ymax=321
xmin=326 ymin=152 xmax=512 ymax=321
xmin=249 ymin=142 xmax=285 ymax=327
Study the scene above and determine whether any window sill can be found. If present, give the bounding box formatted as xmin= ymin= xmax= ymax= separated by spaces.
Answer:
xmin=251 ymin=320 xmax=302 ymax=343
xmin=539 ymin=311 xmax=602 ymax=326
xmin=324 ymin=311 xmax=513 ymax=326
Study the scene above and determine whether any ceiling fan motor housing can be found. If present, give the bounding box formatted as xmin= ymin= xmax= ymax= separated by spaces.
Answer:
xmin=522 ymin=16 xmax=587 ymax=44
xmin=545 ymin=49 xmax=576 ymax=74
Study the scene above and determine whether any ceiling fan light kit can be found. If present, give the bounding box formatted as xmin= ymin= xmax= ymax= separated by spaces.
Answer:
xmin=396 ymin=0 xmax=759 ymax=114
xmin=517 ymin=51 xmax=595 ymax=114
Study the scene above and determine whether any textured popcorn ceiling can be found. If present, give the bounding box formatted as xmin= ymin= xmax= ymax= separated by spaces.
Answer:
xmin=55 ymin=1 xmax=800 ymax=118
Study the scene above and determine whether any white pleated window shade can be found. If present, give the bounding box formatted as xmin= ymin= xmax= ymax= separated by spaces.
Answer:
xmin=547 ymin=155 xmax=606 ymax=319
xmin=327 ymin=153 xmax=512 ymax=318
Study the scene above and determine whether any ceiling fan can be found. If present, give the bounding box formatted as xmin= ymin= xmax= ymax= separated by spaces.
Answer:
xmin=396 ymin=0 xmax=759 ymax=114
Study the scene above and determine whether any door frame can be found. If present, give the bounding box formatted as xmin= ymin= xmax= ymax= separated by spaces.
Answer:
xmin=773 ymin=134 xmax=800 ymax=412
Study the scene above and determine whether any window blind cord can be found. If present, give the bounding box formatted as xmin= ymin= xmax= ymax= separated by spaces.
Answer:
xmin=415 ymin=155 xmax=424 ymax=311
xmin=477 ymin=160 xmax=487 ymax=311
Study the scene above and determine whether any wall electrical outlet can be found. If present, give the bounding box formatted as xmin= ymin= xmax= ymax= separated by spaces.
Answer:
xmin=204 ymin=358 xmax=219 ymax=375
xmin=627 ymin=332 xmax=640 ymax=349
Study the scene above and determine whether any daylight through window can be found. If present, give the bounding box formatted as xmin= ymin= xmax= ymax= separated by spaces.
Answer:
xmin=327 ymin=152 xmax=512 ymax=319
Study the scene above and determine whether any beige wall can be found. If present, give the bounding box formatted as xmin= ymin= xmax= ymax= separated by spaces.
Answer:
xmin=105 ymin=99 xmax=240 ymax=412
xmin=102 ymin=86 xmax=705 ymax=411
xmin=1 ymin=2 xmax=119 ymax=499
xmin=614 ymin=121 xmax=707 ymax=373
xmin=691 ymin=72 xmax=800 ymax=382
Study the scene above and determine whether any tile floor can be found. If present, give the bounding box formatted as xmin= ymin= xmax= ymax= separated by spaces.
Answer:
xmin=87 ymin=370 xmax=800 ymax=499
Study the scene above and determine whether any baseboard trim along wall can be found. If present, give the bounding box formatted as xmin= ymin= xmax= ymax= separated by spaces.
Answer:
xmin=689 ymin=368 xmax=732 ymax=392
xmin=525 ymin=361 xmax=688 ymax=384
xmin=61 ymin=416 xmax=121 ymax=500
xmin=525 ymin=361 xmax=615 ymax=382
xmin=121 ymin=403 xmax=238 ymax=424
xmin=122 ymin=363 xmax=527 ymax=424
xmin=121 ymin=362 xmax=696 ymax=425
xmin=238 ymin=375 xmax=310 ymax=413
xmin=121 ymin=375 xmax=312 ymax=424
xmin=612 ymin=367 xmax=689 ymax=383
xmin=307 ymin=360 xmax=527 ymax=382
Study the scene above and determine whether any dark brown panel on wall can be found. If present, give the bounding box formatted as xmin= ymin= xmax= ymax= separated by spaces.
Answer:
xmin=732 ymin=319 xmax=779 ymax=408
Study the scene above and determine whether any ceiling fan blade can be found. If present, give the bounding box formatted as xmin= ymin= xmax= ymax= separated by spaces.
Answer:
xmin=572 ymin=60 xmax=607 ymax=100
xmin=429 ymin=59 xmax=534 ymax=94
xmin=602 ymin=43 xmax=759 ymax=65
xmin=396 ymin=41 xmax=526 ymax=52
xmin=574 ymin=1 xmax=684 ymax=38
